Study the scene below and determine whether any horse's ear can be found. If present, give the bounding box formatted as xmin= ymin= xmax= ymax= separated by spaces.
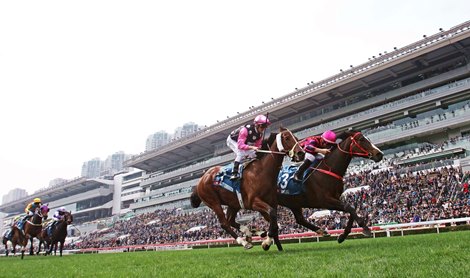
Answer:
xmin=278 ymin=126 xmax=287 ymax=132
xmin=336 ymin=131 xmax=350 ymax=141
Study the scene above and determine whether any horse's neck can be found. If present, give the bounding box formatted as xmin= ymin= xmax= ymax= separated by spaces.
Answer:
xmin=31 ymin=214 xmax=42 ymax=224
xmin=57 ymin=221 xmax=67 ymax=231
xmin=324 ymin=147 xmax=352 ymax=176
xmin=261 ymin=142 xmax=284 ymax=168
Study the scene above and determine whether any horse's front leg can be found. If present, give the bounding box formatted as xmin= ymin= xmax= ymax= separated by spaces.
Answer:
xmin=255 ymin=201 xmax=282 ymax=251
xmin=325 ymin=198 xmax=370 ymax=243
xmin=59 ymin=240 xmax=64 ymax=257
xmin=290 ymin=207 xmax=330 ymax=237
xmin=29 ymin=237 xmax=34 ymax=255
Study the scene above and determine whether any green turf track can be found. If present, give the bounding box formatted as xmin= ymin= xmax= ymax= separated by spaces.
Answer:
xmin=1 ymin=230 xmax=469 ymax=278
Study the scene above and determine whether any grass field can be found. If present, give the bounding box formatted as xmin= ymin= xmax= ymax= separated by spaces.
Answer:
xmin=1 ymin=230 xmax=469 ymax=278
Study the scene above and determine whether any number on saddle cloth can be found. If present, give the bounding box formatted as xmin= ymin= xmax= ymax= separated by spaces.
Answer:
xmin=277 ymin=165 xmax=311 ymax=195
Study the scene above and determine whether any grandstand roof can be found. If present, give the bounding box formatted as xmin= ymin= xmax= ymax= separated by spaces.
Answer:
xmin=0 ymin=178 xmax=113 ymax=215
xmin=126 ymin=21 xmax=470 ymax=173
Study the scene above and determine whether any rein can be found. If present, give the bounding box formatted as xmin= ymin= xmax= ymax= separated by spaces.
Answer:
xmin=256 ymin=149 xmax=285 ymax=155
xmin=308 ymin=132 xmax=371 ymax=181
xmin=25 ymin=207 xmax=47 ymax=227
xmin=25 ymin=220 xmax=43 ymax=227
xmin=316 ymin=169 xmax=343 ymax=180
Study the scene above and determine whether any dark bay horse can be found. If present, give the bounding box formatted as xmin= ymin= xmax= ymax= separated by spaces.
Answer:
xmin=2 ymin=230 xmax=15 ymax=257
xmin=36 ymin=220 xmax=52 ymax=255
xmin=278 ymin=130 xmax=383 ymax=243
xmin=44 ymin=211 xmax=73 ymax=256
xmin=5 ymin=205 xmax=49 ymax=259
xmin=190 ymin=127 xmax=305 ymax=251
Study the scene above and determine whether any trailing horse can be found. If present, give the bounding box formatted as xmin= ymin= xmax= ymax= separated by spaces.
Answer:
xmin=5 ymin=205 xmax=49 ymax=259
xmin=277 ymin=130 xmax=383 ymax=243
xmin=45 ymin=211 xmax=73 ymax=256
xmin=191 ymin=127 xmax=304 ymax=251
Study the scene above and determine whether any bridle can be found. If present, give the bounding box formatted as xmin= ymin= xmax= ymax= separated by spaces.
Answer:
xmin=337 ymin=132 xmax=374 ymax=159
xmin=311 ymin=132 xmax=374 ymax=181
xmin=272 ymin=130 xmax=303 ymax=159
xmin=26 ymin=207 xmax=46 ymax=227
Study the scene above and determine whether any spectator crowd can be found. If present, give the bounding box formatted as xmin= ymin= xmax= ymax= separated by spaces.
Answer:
xmin=72 ymin=162 xmax=469 ymax=250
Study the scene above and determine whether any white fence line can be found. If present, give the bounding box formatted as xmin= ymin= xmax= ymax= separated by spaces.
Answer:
xmin=378 ymin=217 xmax=470 ymax=237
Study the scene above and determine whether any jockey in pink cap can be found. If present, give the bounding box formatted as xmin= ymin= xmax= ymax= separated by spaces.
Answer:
xmin=293 ymin=130 xmax=337 ymax=182
xmin=226 ymin=115 xmax=271 ymax=180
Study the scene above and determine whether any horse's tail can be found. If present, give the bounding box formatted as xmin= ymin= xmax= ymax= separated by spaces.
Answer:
xmin=190 ymin=187 xmax=202 ymax=208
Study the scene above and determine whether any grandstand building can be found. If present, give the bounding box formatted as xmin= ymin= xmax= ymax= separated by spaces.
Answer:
xmin=0 ymin=177 xmax=114 ymax=235
xmin=125 ymin=21 xmax=470 ymax=213
xmin=1 ymin=21 xmax=470 ymax=231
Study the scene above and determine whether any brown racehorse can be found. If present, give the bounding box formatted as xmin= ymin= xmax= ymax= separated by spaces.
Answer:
xmin=36 ymin=220 xmax=52 ymax=255
xmin=27 ymin=205 xmax=49 ymax=256
xmin=277 ymin=130 xmax=383 ymax=243
xmin=2 ymin=230 xmax=16 ymax=257
xmin=190 ymin=127 xmax=305 ymax=251
xmin=6 ymin=205 xmax=49 ymax=259
xmin=44 ymin=211 xmax=73 ymax=256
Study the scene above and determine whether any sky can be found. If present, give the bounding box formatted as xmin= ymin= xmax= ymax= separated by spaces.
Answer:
xmin=0 ymin=0 xmax=469 ymax=197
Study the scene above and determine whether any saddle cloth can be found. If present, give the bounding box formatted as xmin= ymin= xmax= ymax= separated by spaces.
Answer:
xmin=276 ymin=164 xmax=313 ymax=195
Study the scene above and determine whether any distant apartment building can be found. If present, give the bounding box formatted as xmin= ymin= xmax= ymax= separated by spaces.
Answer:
xmin=146 ymin=131 xmax=171 ymax=151
xmin=101 ymin=151 xmax=133 ymax=176
xmin=1 ymin=188 xmax=28 ymax=205
xmin=81 ymin=158 xmax=102 ymax=178
xmin=173 ymin=122 xmax=199 ymax=140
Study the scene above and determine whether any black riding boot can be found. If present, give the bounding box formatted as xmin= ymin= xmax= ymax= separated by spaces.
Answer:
xmin=293 ymin=160 xmax=313 ymax=182
xmin=230 ymin=161 xmax=241 ymax=180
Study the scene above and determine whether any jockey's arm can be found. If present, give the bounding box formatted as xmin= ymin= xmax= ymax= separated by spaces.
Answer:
xmin=317 ymin=148 xmax=331 ymax=155
xmin=24 ymin=203 xmax=33 ymax=214
xmin=253 ymin=137 xmax=263 ymax=149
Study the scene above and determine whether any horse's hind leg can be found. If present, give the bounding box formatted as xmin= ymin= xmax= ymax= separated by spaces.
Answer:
xmin=226 ymin=207 xmax=251 ymax=241
xmin=211 ymin=205 xmax=252 ymax=249
xmin=3 ymin=240 xmax=8 ymax=257
xmin=290 ymin=207 xmax=330 ymax=237
xmin=226 ymin=207 xmax=241 ymax=231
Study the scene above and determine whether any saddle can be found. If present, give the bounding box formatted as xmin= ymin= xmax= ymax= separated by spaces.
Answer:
xmin=213 ymin=160 xmax=256 ymax=190
xmin=213 ymin=159 xmax=256 ymax=209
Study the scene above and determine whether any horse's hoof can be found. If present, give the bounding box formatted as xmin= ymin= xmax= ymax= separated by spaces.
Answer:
xmin=261 ymin=243 xmax=271 ymax=251
xmin=317 ymin=229 xmax=331 ymax=237
xmin=362 ymin=228 xmax=372 ymax=237
xmin=244 ymin=243 xmax=253 ymax=250
xmin=337 ymin=234 xmax=346 ymax=244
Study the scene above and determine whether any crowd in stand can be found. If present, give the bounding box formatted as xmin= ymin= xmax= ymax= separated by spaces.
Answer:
xmin=71 ymin=162 xmax=470 ymax=250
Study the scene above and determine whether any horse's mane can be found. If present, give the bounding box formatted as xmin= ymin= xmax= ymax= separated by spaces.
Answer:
xmin=336 ymin=129 xmax=360 ymax=141
xmin=257 ymin=132 xmax=278 ymax=159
